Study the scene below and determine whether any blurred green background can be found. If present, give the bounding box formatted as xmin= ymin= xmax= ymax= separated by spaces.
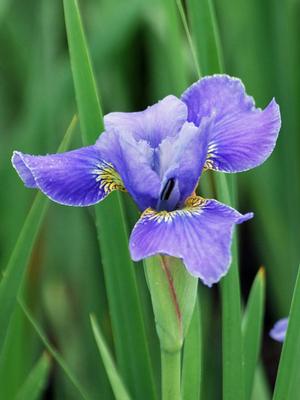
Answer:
xmin=1 ymin=0 xmax=299 ymax=398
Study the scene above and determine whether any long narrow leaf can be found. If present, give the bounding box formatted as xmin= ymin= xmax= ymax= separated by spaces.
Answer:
xmin=187 ymin=0 xmax=223 ymax=75
xmin=217 ymin=176 xmax=244 ymax=400
xmin=242 ymin=268 xmax=266 ymax=400
xmin=90 ymin=315 xmax=131 ymax=400
xmin=161 ymin=0 xmax=188 ymax=95
xmin=63 ymin=0 xmax=103 ymax=142
xmin=176 ymin=0 xmax=201 ymax=79
xmin=63 ymin=1 xmax=157 ymax=398
xmin=182 ymin=297 xmax=201 ymax=400
xmin=15 ymin=353 xmax=51 ymax=400
xmin=0 ymin=116 xmax=77 ymax=354
xmin=273 ymin=266 xmax=300 ymax=400
xmin=19 ymin=299 xmax=90 ymax=400
xmin=251 ymin=363 xmax=271 ymax=400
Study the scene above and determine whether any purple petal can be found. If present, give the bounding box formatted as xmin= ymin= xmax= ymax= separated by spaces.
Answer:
xmin=157 ymin=117 xmax=213 ymax=207
xmin=129 ymin=197 xmax=253 ymax=286
xmin=270 ymin=318 xmax=289 ymax=342
xmin=12 ymin=146 xmax=123 ymax=206
xmin=96 ymin=130 xmax=161 ymax=210
xmin=181 ymin=75 xmax=281 ymax=172
xmin=12 ymin=152 xmax=37 ymax=188
xmin=104 ymin=95 xmax=187 ymax=148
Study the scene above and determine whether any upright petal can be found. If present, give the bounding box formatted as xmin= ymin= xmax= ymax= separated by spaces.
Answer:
xmin=12 ymin=146 xmax=124 ymax=206
xmin=157 ymin=117 xmax=213 ymax=210
xmin=129 ymin=196 xmax=253 ymax=286
xmin=104 ymin=95 xmax=187 ymax=147
xmin=181 ymin=75 xmax=281 ymax=172
xmin=96 ymin=130 xmax=160 ymax=210
xmin=270 ymin=318 xmax=288 ymax=342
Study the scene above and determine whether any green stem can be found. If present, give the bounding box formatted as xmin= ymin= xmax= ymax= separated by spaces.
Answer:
xmin=161 ymin=350 xmax=182 ymax=400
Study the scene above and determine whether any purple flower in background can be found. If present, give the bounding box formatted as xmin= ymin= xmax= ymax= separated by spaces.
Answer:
xmin=270 ymin=318 xmax=288 ymax=342
xmin=12 ymin=75 xmax=281 ymax=286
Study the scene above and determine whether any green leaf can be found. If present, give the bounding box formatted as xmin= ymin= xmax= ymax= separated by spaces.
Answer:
xmin=63 ymin=0 xmax=103 ymax=143
xmin=219 ymin=247 xmax=244 ymax=400
xmin=176 ymin=0 xmax=201 ymax=79
xmin=273 ymin=266 xmax=300 ymax=400
xmin=182 ymin=296 xmax=201 ymax=400
xmin=63 ymin=2 xmax=157 ymax=398
xmin=19 ymin=299 xmax=90 ymax=400
xmin=242 ymin=268 xmax=266 ymax=400
xmin=90 ymin=315 xmax=132 ymax=400
xmin=144 ymin=256 xmax=197 ymax=400
xmin=145 ymin=0 xmax=188 ymax=99
xmin=15 ymin=353 xmax=51 ymax=400
xmin=187 ymin=0 xmax=224 ymax=75
xmin=144 ymin=256 xmax=198 ymax=353
xmin=159 ymin=0 xmax=188 ymax=95
xmin=0 ymin=116 xmax=77 ymax=354
xmin=251 ymin=363 xmax=271 ymax=400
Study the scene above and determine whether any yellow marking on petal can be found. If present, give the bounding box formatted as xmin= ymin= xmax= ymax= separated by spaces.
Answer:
xmin=204 ymin=142 xmax=219 ymax=171
xmin=142 ymin=196 xmax=207 ymax=223
xmin=92 ymin=161 xmax=126 ymax=194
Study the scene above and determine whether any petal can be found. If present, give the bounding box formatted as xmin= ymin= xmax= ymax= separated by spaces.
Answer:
xmin=157 ymin=117 xmax=213 ymax=209
xmin=181 ymin=75 xmax=281 ymax=172
xmin=12 ymin=146 xmax=124 ymax=206
xmin=12 ymin=152 xmax=37 ymax=188
xmin=129 ymin=196 xmax=253 ymax=286
xmin=270 ymin=318 xmax=288 ymax=342
xmin=96 ymin=130 xmax=161 ymax=210
xmin=104 ymin=95 xmax=187 ymax=148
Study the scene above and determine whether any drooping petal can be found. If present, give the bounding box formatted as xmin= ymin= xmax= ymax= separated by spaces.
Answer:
xmin=12 ymin=146 xmax=125 ymax=206
xmin=270 ymin=318 xmax=288 ymax=342
xmin=104 ymin=95 xmax=187 ymax=148
xmin=96 ymin=130 xmax=161 ymax=210
xmin=157 ymin=117 xmax=213 ymax=210
xmin=12 ymin=152 xmax=37 ymax=188
xmin=181 ymin=75 xmax=281 ymax=172
xmin=129 ymin=196 xmax=253 ymax=286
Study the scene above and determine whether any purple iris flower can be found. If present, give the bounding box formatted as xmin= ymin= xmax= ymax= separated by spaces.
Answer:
xmin=270 ymin=318 xmax=288 ymax=342
xmin=12 ymin=75 xmax=281 ymax=286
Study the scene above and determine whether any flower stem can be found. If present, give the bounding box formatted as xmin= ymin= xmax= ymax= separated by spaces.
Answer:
xmin=161 ymin=349 xmax=182 ymax=400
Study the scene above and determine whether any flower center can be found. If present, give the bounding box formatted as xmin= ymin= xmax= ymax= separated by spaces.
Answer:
xmin=160 ymin=178 xmax=175 ymax=201
xmin=156 ymin=177 xmax=179 ymax=212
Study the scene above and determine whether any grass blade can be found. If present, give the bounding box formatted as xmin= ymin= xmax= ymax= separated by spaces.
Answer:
xmin=90 ymin=315 xmax=132 ymax=400
xmin=15 ymin=352 xmax=51 ymax=400
xmin=217 ymin=176 xmax=244 ymax=400
xmin=187 ymin=0 xmax=224 ymax=75
xmin=63 ymin=1 xmax=157 ymax=398
xmin=182 ymin=296 xmax=201 ymax=400
xmin=63 ymin=0 xmax=103 ymax=142
xmin=0 ymin=116 xmax=77 ymax=354
xmin=251 ymin=363 xmax=271 ymax=400
xmin=19 ymin=299 xmax=90 ymax=400
xmin=242 ymin=268 xmax=266 ymax=400
xmin=160 ymin=0 xmax=188 ymax=95
xmin=273 ymin=265 xmax=300 ymax=400
xmin=176 ymin=0 xmax=201 ymax=79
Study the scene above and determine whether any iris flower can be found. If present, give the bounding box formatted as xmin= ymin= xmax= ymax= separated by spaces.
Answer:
xmin=12 ymin=75 xmax=281 ymax=286
xmin=270 ymin=318 xmax=288 ymax=342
